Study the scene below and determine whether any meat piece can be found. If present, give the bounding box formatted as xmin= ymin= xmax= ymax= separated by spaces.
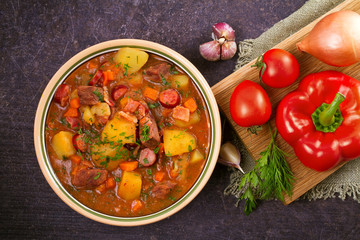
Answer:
xmin=172 ymin=106 xmax=190 ymax=122
xmin=143 ymin=63 xmax=171 ymax=82
xmin=139 ymin=115 xmax=160 ymax=149
xmin=138 ymin=148 xmax=157 ymax=166
xmin=119 ymin=111 xmax=138 ymax=124
xmin=72 ymin=168 xmax=107 ymax=189
xmin=88 ymin=69 xmax=103 ymax=86
xmin=54 ymin=84 xmax=71 ymax=107
xmin=112 ymin=85 xmax=128 ymax=101
xmin=65 ymin=116 xmax=81 ymax=129
xmin=151 ymin=180 xmax=177 ymax=199
xmin=77 ymin=86 xmax=104 ymax=105
xmin=136 ymin=101 xmax=149 ymax=120
xmin=72 ymin=133 xmax=87 ymax=152
xmin=123 ymin=98 xmax=140 ymax=113
xmin=103 ymin=86 xmax=115 ymax=107
xmin=159 ymin=89 xmax=180 ymax=108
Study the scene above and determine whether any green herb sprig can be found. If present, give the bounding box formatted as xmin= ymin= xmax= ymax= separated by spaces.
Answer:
xmin=238 ymin=124 xmax=294 ymax=215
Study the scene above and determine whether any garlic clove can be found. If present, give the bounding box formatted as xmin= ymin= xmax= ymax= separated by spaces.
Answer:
xmin=218 ymin=142 xmax=245 ymax=174
xmin=199 ymin=40 xmax=221 ymax=61
xmin=212 ymin=22 xmax=235 ymax=41
xmin=221 ymin=41 xmax=237 ymax=60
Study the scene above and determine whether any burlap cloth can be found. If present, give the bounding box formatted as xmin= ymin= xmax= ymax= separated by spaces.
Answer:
xmin=224 ymin=0 xmax=360 ymax=203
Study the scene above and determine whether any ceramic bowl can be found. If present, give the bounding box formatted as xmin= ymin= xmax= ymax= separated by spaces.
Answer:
xmin=34 ymin=39 xmax=221 ymax=226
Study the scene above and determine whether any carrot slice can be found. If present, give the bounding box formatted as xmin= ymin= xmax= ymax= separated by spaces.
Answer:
xmin=154 ymin=171 xmax=165 ymax=182
xmin=119 ymin=161 xmax=139 ymax=171
xmin=70 ymin=155 xmax=82 ymax=165
xmin=64 ymin=107 xmax=79 ymax=117
xmin=143 ymin=87 xmax=160 ymax=101
xmin=131 ymin=199 xmax=143 ymax=213
xmin=106 ymin=70 xmax=115 ymax=80
xmin=105 ymin=177 xmax=116 ymax=189
xmin=157 ymin=143 xmax=164 ymax=155
xmin=70 ymin=98 xmax=81 ymax=108
xmin=102 ymin=71 xmax=109 ymax=86
xmin=96 ymin=183 xmax=106 ymax=194
xmin=184 ymin=98 xmax=197 ymax=113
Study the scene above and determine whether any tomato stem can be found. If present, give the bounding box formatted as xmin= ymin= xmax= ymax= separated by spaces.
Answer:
xmin=247 ymin=125 xmax=262 ymax=135
xmin=251 ymin=55 xmax=267 ymax=81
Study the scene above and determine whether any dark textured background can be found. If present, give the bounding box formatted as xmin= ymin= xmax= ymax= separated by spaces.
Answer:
xmin=1 ymin=0 xmax=359 ymax=239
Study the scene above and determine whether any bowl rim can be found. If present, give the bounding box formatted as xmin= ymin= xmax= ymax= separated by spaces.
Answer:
xmin=34 ymin=39 xmax=221 ymax=226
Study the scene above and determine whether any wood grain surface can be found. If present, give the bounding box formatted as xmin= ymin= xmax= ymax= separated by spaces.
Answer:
xmin=211 ymin=0 xmax=360 ymax=204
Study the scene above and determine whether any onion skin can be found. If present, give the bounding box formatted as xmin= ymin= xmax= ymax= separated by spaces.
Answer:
xmin=297 ymin=10 xmax=360 ymax=67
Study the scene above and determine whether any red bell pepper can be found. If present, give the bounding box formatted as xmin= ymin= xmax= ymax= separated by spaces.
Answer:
xmin=276 ymin=71 xmax=360 ymax=171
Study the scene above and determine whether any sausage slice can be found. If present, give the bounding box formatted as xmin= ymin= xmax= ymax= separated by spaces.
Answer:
xmin=138 ymin=148 xmax=157 ymax=166
xmin=159 ymin=89 xmax=180 ymax=108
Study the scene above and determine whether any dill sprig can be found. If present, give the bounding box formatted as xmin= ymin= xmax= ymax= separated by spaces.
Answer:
xmin=238 ymin=124 xmax=294 ymax=215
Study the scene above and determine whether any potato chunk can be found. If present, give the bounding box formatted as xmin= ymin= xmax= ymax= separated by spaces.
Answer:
xmin=101 ymin=114 xmax=136 ymax=144
xmin=91 ymin=143 xmax=129 ymax=171
xmin=51 ymin=131 xmax=76 ymax=159
xmin=80 ymin=106 xmax=95 ymax=125
xmin=190 ymin=149 xmax=204 ymax=164
xmin=163 ymin=129 xmax=197 ymax=156
xmin=173 ymin=111 xmax=201 ymax=128
xmin=91 ymin=103 xmax=111 ymax=117
xmin=114 ymin=48 xmax=149 ymax=74
xmin=128 ymin=72 xmax=143 ymax=87
xmin=170 ymin=74 xmax=190 ymax=89
xmin=118 ymin=171 xmax=142 ymax=200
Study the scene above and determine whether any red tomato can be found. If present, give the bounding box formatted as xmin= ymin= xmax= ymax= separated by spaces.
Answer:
xmin=255 ymin=49 xmax=299 ymax=88
xmin=230 ymin=80 xmax=271 ymax=127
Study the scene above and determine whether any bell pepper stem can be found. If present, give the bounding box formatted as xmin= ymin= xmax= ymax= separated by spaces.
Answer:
xmin=319 ymin=93 xmax=345 ymax=127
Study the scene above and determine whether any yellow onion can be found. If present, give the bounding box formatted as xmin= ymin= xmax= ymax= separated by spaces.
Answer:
xmin=297 ymin=10 xmax=360 ymax=67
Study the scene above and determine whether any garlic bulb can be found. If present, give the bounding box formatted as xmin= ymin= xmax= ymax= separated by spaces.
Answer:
xmin=199 ymin=22 xmax=237 ymax=61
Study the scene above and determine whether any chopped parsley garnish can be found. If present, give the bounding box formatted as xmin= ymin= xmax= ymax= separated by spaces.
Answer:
xmin=188 ymin=145 xmax=193 ymax=152
xmin=143 ymin=158 xmax=149 ymax=164
xmin=170 ymin=65 xmax=179 ymax=75
xmin=124 ymin=63 xmax=131 ymax=76
xmin=115 ymin=177 xmax=120 ymax=182
xmin=146 ymin=169 xmax=152 ymax=175
xmin=93 ymin=89 xmax=104 ymax=102
xmin=147 ymin=102 xmax=160 ymax=109
xmin=77 ymin=150 xmax=84 ymax=162
xmin=140 ymin=124 xmax=150 ymax=141
xmin=168 ymin=196 xmax=176 ymax=201
xmin=160 ymin=74 xmax=170 ymax=85
xmin=94 ymin=172 xmax=101 ymax=180
xmin=153 ymin=146 xmax=160 ymax=154
xmin=173 ymin=129 xmax=187 ymax=138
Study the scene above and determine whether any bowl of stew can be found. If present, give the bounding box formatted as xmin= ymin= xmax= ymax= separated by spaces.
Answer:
xmin=34 ymin=39 xmax=221 ymax=226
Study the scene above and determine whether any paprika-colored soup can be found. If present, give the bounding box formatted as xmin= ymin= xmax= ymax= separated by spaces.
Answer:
xmin=45 ymin=48 xmax=211 ymax=217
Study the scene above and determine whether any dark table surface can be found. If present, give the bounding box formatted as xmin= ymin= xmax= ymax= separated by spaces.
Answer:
xmin=1 ymin=0 xmax=359 ymax=239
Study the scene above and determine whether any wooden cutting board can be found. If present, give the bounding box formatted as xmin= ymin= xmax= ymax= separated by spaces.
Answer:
xmin=211 ymin=0 xmax=360 ymax=205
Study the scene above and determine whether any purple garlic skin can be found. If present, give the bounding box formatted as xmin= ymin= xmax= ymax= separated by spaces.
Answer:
xmin=221 ymin=41 xmax=237 ymax=60
xmin=200 ymin=22 xmax=237 ymax=61
xmin=212 ymin=22 xmax=235 ymax=41
xmin=218 ymin=142 xmax=245 ymax=174
xmin=199 ymin=41 xmax=221 ymax=61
